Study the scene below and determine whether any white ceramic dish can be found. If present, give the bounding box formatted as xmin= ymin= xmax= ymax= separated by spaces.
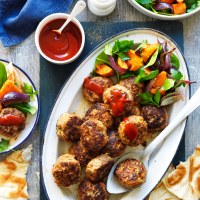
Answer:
xmin=42 ymin=29 xmax=189 ymax=200
xmin=128 ymin=0 xmax=200 ymax=20
xmin=0 ymin=60 xmax=40 ymax=154
xmin=35 ymin=13 xmax=85 ymax=65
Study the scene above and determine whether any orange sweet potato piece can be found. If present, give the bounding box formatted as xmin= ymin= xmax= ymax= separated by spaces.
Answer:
xmin=172 ymin=3 xmax=186 ymax=14
xmin=117 ymin=57 xmax=129 ymax=70
xmin=95 ymin=64 xmax=114 ymax=77
xmin=141 ymin=43 xmax=159 ymax=63
xmin=160 ymin=0 xmax=175 ymax=3
xmin=127 ymin=50 xmax=144 ymax=71
xmin=176 ymin=0 xmax=184 ymax=3
xmin=0 ymin=80 xmax=22 ymax=99
xmin=153 ymin=71 xmax=167 ymax=88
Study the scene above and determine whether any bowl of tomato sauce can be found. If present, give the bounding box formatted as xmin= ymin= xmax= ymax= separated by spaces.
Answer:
xmin=35 ymin=13 xmax=85 ymax=64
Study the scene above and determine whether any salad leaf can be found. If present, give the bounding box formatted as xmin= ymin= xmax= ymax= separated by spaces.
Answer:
xmin=154 ymin=90 xmax=161 ymax=105
xmin=135 ymin=40 xmax=148 ymax=51
xmin=11 ymin=102 xmax=37 ymax=115
xmin=23 ymin=82 xmax=38 ymax=100
xmin=144 ymin=46 xmax=160 ymax=68
xmin=95 ymin=51 xmax=110 ymax=66
xmin=120 ymin=71 xmax=136 ymax=79
xmin=0 ymin=139 xmax=9 ymax=152
xmin=171 ymin=54 xmax=180 ymax=69
xmin=171 ymin=69 xmax=183 ymax=80
xmin=139 ymin=92 xmax=160 ymax=106
xmin=0 ymin=62 xmax=7 ymax=89
xmin=117 ymin=52 xmax=130 ymax=61
xmin=136 ymin=0 xmax=152 ymax=5
xmin=162 ymin=79 xmax=175 ymax=91
xmin=135 ymin=68 xmax=159 ymax=83
xmin=104 ymin=44 xmax=113 ymax=56
xmin=112 ymin=40 xmax=134 ymax=53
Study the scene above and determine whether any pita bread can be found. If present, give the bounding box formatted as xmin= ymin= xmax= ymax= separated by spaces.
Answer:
xmin=147 ymin=165 xmax=180 ymax=200
xmin=0 ymin=145 xmax=32 ymax=200
xmin=163 ymin=145 xmax=200 ymax=200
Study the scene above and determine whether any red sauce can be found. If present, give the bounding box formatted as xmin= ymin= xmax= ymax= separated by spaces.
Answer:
xmin=107 ymin=89 xmax=129 ymax=117
xmin=124 ymin=118 xmax=138 ymax=140
xmin=0 ymin=114 xmax=24 ymax=126
xmin=39 ymin=19 xmax=82 ymax=61
xmin=83 ymin=77 xmax=104 ymax=95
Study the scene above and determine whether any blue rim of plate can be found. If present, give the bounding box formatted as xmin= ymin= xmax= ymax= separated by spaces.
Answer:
xmin=41 ymin=28 xmax=191 ymax=200
xmin=0 ymin=59 xmax=40 ymax=155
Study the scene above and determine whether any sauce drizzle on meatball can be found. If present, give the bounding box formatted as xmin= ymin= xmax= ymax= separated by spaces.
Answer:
xmin=124 ymin=118 xmax=138 ymax=140
xmin=107 ymin=89 xmax=131 ymax=116
xmin=83 ymin=77 xmax=104 ymax=95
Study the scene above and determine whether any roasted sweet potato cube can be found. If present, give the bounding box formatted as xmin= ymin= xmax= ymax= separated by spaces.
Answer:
xmin=172 ymin=3 xmax=186 ymax=14
xmin=141 ymin=43 xmax=159 ymax=63
xmin=117 ymin=57 xmax=129 ymax=70
xmin=127 ymin=50 xmax=144 ymax=71
xmin=95 ymin=64 xmax=114 ymax=77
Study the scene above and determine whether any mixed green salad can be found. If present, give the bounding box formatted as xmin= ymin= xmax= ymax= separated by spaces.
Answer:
xmin=93 ymin=39 xmax=194 ymax=106
xmin=0 ymin=61 xmax=38 ymax=152
xmin=136 ymin=0 xmax=200 ymax=15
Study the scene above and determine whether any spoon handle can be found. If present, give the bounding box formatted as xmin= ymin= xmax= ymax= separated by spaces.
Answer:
xmin=58 ymin=1 xmax=86 ymax=33
xmin=143 ymin=87 xmax=200 ymax=161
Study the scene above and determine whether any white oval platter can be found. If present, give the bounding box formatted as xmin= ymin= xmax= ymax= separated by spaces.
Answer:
xmin=0 ymin=60 xmax=40 ymax=154
xmin=42 ymin=29 xmax=189 ymax=200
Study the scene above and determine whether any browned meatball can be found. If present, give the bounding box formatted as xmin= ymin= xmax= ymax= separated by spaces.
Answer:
xmin=52 ymin=154 xmax=81 ymax=187
xmin=69 ymin=141 xmax=99 ymax=166
xmin=118 ymin=115 xmax=147 ymax=146
xmin=78 ymin=179 xmax=109 ymax=200
xmin=141 ymin=105 xmax=168 ymax=133
xmin=119 ymin=77 xmax=144 ymax=105
xmin=0 ymin=107 xmax=26 ymax=138
xmin=83 ymin=76 xmax=114 ymax=103
xmin=86 ymin=154 xmax=114 ymax=182
xmin=103 ymin=84 xmax=133 ymax=117
xmin=84 ymin=103 xmax=113 ymax=129
xmin=80 ymin=119 xmax=108 ymax=152
xmin=113 ymin=105 xmax=141 ymax=129
xmin=114 ymin=159 xmax=147 ymax=189
xmin=56 ymin=113 xmax=83 ymax=142
xmin=102 ymin=130 xmax=127 ymax=157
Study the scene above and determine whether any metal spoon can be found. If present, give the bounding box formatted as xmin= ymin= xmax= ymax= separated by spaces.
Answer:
xmin=107 ymin=87 xmax=200 ymax=194
xmin=52 ymin=1 xmax=86 ymax=35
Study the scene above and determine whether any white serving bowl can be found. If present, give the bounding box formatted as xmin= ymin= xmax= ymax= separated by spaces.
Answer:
xmin=128 ymin=0 xmax=200 ymax=20
xmin=35 ymin=13 xmax=85 ymax=65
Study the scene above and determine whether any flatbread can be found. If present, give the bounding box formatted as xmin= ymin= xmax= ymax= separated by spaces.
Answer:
xmin=163 ymin=145 xmax=200 ymax=200
xmin=147 ymin=165 xmax=180 ymax=200
xmin=0 ymin=145 xmax=32 ymax=200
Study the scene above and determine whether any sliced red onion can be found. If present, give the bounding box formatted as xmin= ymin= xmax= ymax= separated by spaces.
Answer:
xmin=160 ymin=91 xmax=184 ymax=106
xmin=1 ymin=92 xmax=30 ymax=106
xmin=108 ymin=56 xmax=127 ymax=75
xmin=145 ymin=78 xmax=156 ymax=92
xmin=153 ymin=3 xmax=173 ymax=12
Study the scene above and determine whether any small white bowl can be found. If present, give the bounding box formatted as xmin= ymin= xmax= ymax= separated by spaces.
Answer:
xmin=35 ymin=13 xmax=85 ymax=65
xmin=128 ymin=0 xmax=200 ymax=20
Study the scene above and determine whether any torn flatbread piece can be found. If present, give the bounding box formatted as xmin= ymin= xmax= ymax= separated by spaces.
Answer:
xmin=0 ymin=145 xmax=32 ymax=200
xmin=147 ymin=165 xmax=180 ymax=200
xmin=163 ymin=145 xmax=200 ymax=200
